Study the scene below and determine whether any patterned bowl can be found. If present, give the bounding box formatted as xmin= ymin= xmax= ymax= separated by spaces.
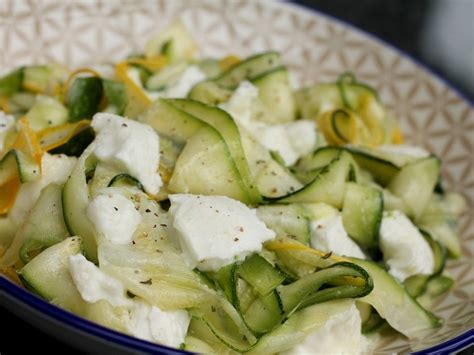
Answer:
xmin=0 ymin=0 xmax=472 ymax=353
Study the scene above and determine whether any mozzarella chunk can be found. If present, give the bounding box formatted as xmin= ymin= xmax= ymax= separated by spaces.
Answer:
xmin=169 ymin=194 xmax=275 ymax=271
xmin=219 ymin=80 xmax=259 ymax=129
xmin=379 ymin=210 xmax=434 ymax=281
xmin=91 ymin=113 xmax=162 ymax=194
xmin=68 ymin=253 xmax=131 ymax=307
xmin=69 ymin=254 xmax=189 ymax=347
xmin=128 ymin=300 xmax=190 ymax=348
xmin=310 ymin=215 xmax=366 ymax=259
xmin=9 ymin=153 xmax=77 ymax=225
xmin=128 ymin=65 xmax=205 ymax=100
xmin=0 ymin=110 xmax=15 ymax=152
xmin=220 ymin=81 xmax=317 ymax=166
xmin=284 ymin=301 xmax=363 ymax=355
xmin=160 ymin=65 xmax=206 ymax=98
xmin=87 ymin=189 xmax=141 ymax=245
xmin=257 ymin=120 xmax=317 ymax=166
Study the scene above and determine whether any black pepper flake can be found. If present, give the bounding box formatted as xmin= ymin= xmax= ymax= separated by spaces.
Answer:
xmin=132 ymin=240 xmax=136 ymax=245
xmin=160 ymin=223 xmax=167 ymax=227
xmin=154 ymin=212 xmax=159 ymax=217
xmin=145 ymin=208 xmax=151 ymax=213
xmin=211 ymin=305 xmax=216 ymax=312
xmin=239 ymin=226 xmax=244 ymax=232
xmin=156 ymin=249 xmax=162 ymax=253
xmin=122 ymin=123 xmax=128 ymax=127
xmin=322 ymin=251 xmax=333 ymax=259
xmin=140 ymin=279 xmax=153 ymax=285
xmin=33 ymin=169 xmax=37 ymax=174
xmin=153 ymin=224 xmax=157 ymax=228
xmin=127 ymin=290 xmax=136 ymax=298
xmin=114 ymin=206 xmax=118 ymax=211
xmin=234 ymin=237 xmax=239 ymax=242
xmin=215 ymin=209 xmax=219 ymax=213
xmin=135 ymin=206 xmax=139 ymax=211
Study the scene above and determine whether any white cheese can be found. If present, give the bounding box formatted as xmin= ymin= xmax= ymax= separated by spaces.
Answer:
xmin=91 ymin=113 xmax=162 ymax=195
xmin=310 ymin=215 xmax=366 ymax=259
xmin=87 ymin=188 xmax=142 ymax=245
xmin=219 ymin=80 xmax=259 ymax=130
xmin=128 ymin=65 xmax=205 ymax=100
xmin=0 ymin=110 xmax=15 ymax=152
xmin=159 ymin=65 xmax=206 ymax=98
xmin=128 ymin=300 xmax=190 ymax=348
xmin=283 ymin=301 xmax=363 ymax=355
xmin=68 ymin=253 xmax=131 ymax=307
xmin=377 ymin=144 xmax=430 ymax=159
xmin=220 ymin=81 xmax=317 ymax=166
xmin=169 ymin=194 xmax=275 ymax=271
xmin=257 ymin=120 xmax=317 ymax=166
xmin=379 ymin=210 xmax=435 ymax=281
xmin=69 ymin=253 xmax=190 ymax=347
xmin=9 ymin=153 xmax=77 ymax=225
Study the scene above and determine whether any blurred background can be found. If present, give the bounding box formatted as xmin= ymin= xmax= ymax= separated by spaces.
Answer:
xmin=297 ymin=0 xmax=474 ymax=102
xmin=1 ymin=0 xmax=473 ymax=353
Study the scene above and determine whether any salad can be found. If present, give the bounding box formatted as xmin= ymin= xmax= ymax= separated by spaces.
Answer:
xmin=0 ymin=20 xmax=465 ymax=353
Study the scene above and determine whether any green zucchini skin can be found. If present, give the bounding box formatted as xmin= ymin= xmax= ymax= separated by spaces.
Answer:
xmin=20 ymin=237 xmax=86 ymax=314
xmin=67 ymin=77 xmax=103 ymax=122
xmin=62 ymin=147 xmax=98 ymax=263
xmin=19 ymin=183 xmax=70 ymax=263
xmin=342 ymin=182 xmax=383 ymax=249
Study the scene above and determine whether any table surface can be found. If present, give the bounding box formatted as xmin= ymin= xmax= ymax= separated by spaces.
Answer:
xmin=1 ymin=1 xmax=473 ymax=354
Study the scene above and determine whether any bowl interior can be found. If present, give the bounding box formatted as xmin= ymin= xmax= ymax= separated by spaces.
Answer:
xmin=1 ymin=0 xmax=473 ymax=352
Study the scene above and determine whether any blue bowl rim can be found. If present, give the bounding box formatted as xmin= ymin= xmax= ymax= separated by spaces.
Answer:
xmin=0 ymin=276 xmax=188 ymax=354
xmin=1 ymin=1 xmax=473 ymax=353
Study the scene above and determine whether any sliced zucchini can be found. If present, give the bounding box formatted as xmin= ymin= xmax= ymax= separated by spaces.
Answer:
xmin=102 ymin=79 xmax=127 ymax=115
xmin=342 ymin=182 xmax=383 ymax=249
xmin=19 ymin=184 xmax=70 ymax=263
xmin=62 ymin=147 xmax=98 ymax=262
xmin=67 ymin=77 xmax=103 ymax=122
xmin=0 ymin=68 xmax=23 ymax=96
xmin=417 ymin=193 xmax=463 ymax=258
xmin=241 ymin=132 xmax=302 ymax=198
xmin=20 ymin=237 xmax=86 ymax=314
xmin=256 ymin=204 xmax=311 ymax=244
xmin=238 ymin=254 xmax=286 ymax=297
xmin=167 ymin=99 xmax=261 ymax=204
xmin=26 ymin=95 xmax=69 ymax=131
xmin=354 ymin=258 xmax=441 ymax=338
xmin=0 ymin=149 xmax=41 ymax=184
xmin=214 ymin=52 xmax=281 ymax=88
xmin=188 ymin=80 xmax=232 ymax=105
xmin=140 ymin=98 xmax=205 ymax=144
xmin=22 ymin=65 xmax=50 ymax=93
xmin=295 ymin=146 xmax=340 ymax=172
xmin=251 ymin=66 xmax=296 ymax=123
xmin=347 ymin=147 xmax=400 ymax=186
xmin=388 ymin=156 xmax=440 ymax=219
xmin=168 ymin=126 xmax=249 ymax=202
xmin=277 ymin=151 xmax=352 ymax=208
xmin=108 ymin=173 xmax=144 ymax=191
xmin=294 ymin=83 xmax=341 ymax=118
